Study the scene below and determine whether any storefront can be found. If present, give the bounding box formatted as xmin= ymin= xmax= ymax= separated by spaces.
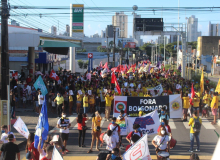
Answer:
xmin=35 ymin=52 xmax=55 ymax=74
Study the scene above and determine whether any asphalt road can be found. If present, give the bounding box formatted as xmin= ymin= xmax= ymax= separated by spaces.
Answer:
xmin=19 ymin=113 xmax=220 ymax=160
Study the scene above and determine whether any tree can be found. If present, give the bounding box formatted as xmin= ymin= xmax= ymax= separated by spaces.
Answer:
xmin=97 ymin=45 xmax=107 ymax=52
xmin=77 ymin=60 xmax=84 ymax=69
xmin=83 ymin=60 xmax=89 ymax=69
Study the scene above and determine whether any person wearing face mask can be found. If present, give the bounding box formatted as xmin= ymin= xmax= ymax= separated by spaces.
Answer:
xmin=0 ymin=125 xmax=16 ymax=144
xmin=105 ymin=148 xmax=122 ymax=160
xmin=157 ymin=119 xmax=172 ymax=137
xmin=107 ymin=117 xmax=120 ymax=141
xmin=57 ymin=112 xmax=71 ymax=153
xmin=126 ymin=124 xmax=142 ymax=144
xmin=101 ymin=130 xmax=119 ymax=152
xmin=152 ymin=126 xmax=170 ymax=156
xmin=159 ymin=107 xmax=170 ymax=124
xmin=88 ymin=111 xmax=102 ymax=153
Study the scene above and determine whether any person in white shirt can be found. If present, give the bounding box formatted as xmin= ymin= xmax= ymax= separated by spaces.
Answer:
xmin=38 ymin=90 xmax=44 ymax=113
xmin=57 ymin=112 xmax=71 ymax=153
xmin=101 ymin=130 xmax=119 ymax=151
xmin=152 ymin=126 xmax=170 ymax=155
xmin=0 ymin=125 xmax=16 ymax=160
xmin=38 ymin=136 xmax=50 ymax=160
xmin=0 ymin=125 xmax=16 ymax=144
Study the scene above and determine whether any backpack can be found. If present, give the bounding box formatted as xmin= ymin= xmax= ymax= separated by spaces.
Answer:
xmin=193 ymin=118 xmax=201 ymax=133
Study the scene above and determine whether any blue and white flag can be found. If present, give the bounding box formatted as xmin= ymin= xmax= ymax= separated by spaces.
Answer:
xmin=34 ymin=76 xmax=48 ymax=95
xmin=127 ymin=110 xmax=160 ymax=135
xmin=34 ymin=100 xmax=49 ymax=149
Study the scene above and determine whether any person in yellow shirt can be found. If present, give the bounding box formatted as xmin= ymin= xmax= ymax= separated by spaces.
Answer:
xmin=105 ymin=94 xmax=113 ymax=121
xmin=83 ymin=93 xmax=89 ymax=114
xmin=181 ymin=93 xmax=190 ymax=122
xmin=89 ymin=93 xmax=95 ymax=113
xmin=76 ymin=92 xmax=82 ymax=114
xmin=144 ymin=91 xmax=152 ymax=97
xmin=131 ymin=89 xmax=138 ymax=97
xmin=193 ymin=95 xmax=200 ymax=117
xmin=211 ymin=92 xmax=219 ymax=124
xmin=69 ymin=93 xmax=73 ymax=115
xmin=202 ymin=90 xmax=211 ymax=118
xmin=138 ymin=89 xmax=144 ymax=97
xmin=88 ymin=111 xmax=102 ymax=153
xmin=188 ymin=111 xmax=202 ymax=152
xmin=54 ymin=92 xmax=64 ymax=118
xmin=218 ymin=93 xmax=220 ymax=119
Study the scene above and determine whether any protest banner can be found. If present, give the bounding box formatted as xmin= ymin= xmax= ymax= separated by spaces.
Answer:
xmin=116 ymin=117 xmax=127 ymax=136
xmin=127 ymin=110 xmax=160 ymax=135
xmin=113 ymin=95 xmax=182 ymax=118
xmin=13 ymin=117 xmax=30 ymax=139
xmin=123 ymin=132 xmax=152 ymax=160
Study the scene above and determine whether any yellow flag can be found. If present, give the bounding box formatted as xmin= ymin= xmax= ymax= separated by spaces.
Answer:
xmin=150 ymin=67 xmax=154 ymax=74
xmin=200 ymin=69 xmax=204 ymax=93
xmin=215 ymin=79 xmax=220 ymax=94
xmin=127 ymin=67 xmax=133 ymax=73
xmin=138 ymin=67 xmax=144 ymax=73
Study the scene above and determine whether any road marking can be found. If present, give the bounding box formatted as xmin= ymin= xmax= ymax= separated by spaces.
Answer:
xmin=183 ymin=122 xmax=191 ymax=129
xmin=201 ymin=117 xmax=215 ymax=129
xmin=169 ymin=119 xmax=176 ymax=129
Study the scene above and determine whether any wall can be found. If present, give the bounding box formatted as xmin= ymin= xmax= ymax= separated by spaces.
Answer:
xmin=197 ymin=36 xmax=220 ymax=56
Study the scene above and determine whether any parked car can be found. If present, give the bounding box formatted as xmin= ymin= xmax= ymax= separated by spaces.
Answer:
xmin=10 ymin=70 xmax=21 ymax=80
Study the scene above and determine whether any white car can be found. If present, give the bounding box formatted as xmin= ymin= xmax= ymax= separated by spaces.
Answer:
xmin=10 ymin=70 xmax=21 ymax=80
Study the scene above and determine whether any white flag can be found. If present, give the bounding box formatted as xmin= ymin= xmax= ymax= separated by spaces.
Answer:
xmin=52 ymin=146 xmax=63 ymax=160
xmin=13 ymin=117 xmax=30 ymax=139
xmin=212 ymin=138 xmax=220 ymax=160
xmin=123 ymin=133 xmax=152 ymax=160
xmin=127 ymin=110 xmax=160 ymax=135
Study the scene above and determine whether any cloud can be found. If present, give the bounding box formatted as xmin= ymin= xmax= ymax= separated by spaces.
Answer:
xmin=88 ymin=24 xmax=91 ymax=30
xmin=95 ymin=30 xmax=99 ymax=34
xmin=98 ymin=24 xmax=101 ymax=28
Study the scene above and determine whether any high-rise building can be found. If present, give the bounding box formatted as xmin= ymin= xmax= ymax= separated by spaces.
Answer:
xmin=158 ymin=36 xmax=169 ymax=45
xmin=170 ymin=35 xmax=178 ymax=43
xmin=112 ymin=12 xmax=128 ymax=38
xmin=106 ymin=25 xmax=114 ymax=38
xmin=187 ymin=15 xmax=201 ymax=42
xmin=101 ymin=30 xmax=106 ymax=38
xmin=208 ymin=21 xmax=220 ymax=36
xmin=49 ymin=25 xmax=57 ymax=35
xmin=66 ymin=25 xmax=70 ymax=34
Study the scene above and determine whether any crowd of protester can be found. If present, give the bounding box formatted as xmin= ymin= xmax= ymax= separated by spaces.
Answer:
xmin=3 ymin=61 xmax=220 ymax=160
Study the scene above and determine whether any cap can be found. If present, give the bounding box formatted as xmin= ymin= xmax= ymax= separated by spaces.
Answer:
xmin=14 ymin=86 xmax=17 ymax=89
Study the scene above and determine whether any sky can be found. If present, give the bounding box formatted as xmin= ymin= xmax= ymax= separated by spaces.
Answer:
xmin=9 ymin=0 xmax=220 ymax=42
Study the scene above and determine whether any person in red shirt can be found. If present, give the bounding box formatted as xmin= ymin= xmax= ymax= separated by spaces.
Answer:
xmin=26 ymin=75 xmax=32 ymax=84
xmin=125 ymin=134 xmax=141 ymax=151
xmin=157 ymin=119 xmax=172 ymax=137
xmin=41 ymin=145 xmax=53 ymax=160
xmin=26 ymin=133 xmax=39 ymax=160
xmin=77 ymin=113 xmax=89 ymax=147
xmin=126 ymin=124 xmax=142 ymax=144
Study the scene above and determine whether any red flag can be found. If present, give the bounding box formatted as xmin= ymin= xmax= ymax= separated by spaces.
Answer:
xmin=190 ymin=84 xmax=195 ymax=105
xmin=49 ymin=70 xmax=59 ymax=81
xmin=12 ymin=72 xmax=18 ymax=81
xmin=124 ymin=65 xmax=128 ymax=72
xmin=111 ymin=72 xmax=121 ymax=94
xmin=103 ymin=62 xmax=109 ymax=71
xmin=131 ymin=63 xmax=136 ymax=68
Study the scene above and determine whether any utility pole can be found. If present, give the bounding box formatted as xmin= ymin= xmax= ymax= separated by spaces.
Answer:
xmin=107 ymin=36 xmax=109 ymax=63
xmin=113 ymin=28 xmax=116 ymax=67
xmin=1 ymin=0 xmax=9 ymax=100
xmin=164 ymin=36 xmax=165 ymax=65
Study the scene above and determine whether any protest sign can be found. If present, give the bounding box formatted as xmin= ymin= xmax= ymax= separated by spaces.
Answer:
xmin=88 ymin=90 xmax=92 ymax=95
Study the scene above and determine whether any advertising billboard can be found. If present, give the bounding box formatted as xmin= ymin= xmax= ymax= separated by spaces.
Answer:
xmin=123 ymin=42 xmax=136 ymax=48
xmin=72 ymin=4 xmax=84 ymax=33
